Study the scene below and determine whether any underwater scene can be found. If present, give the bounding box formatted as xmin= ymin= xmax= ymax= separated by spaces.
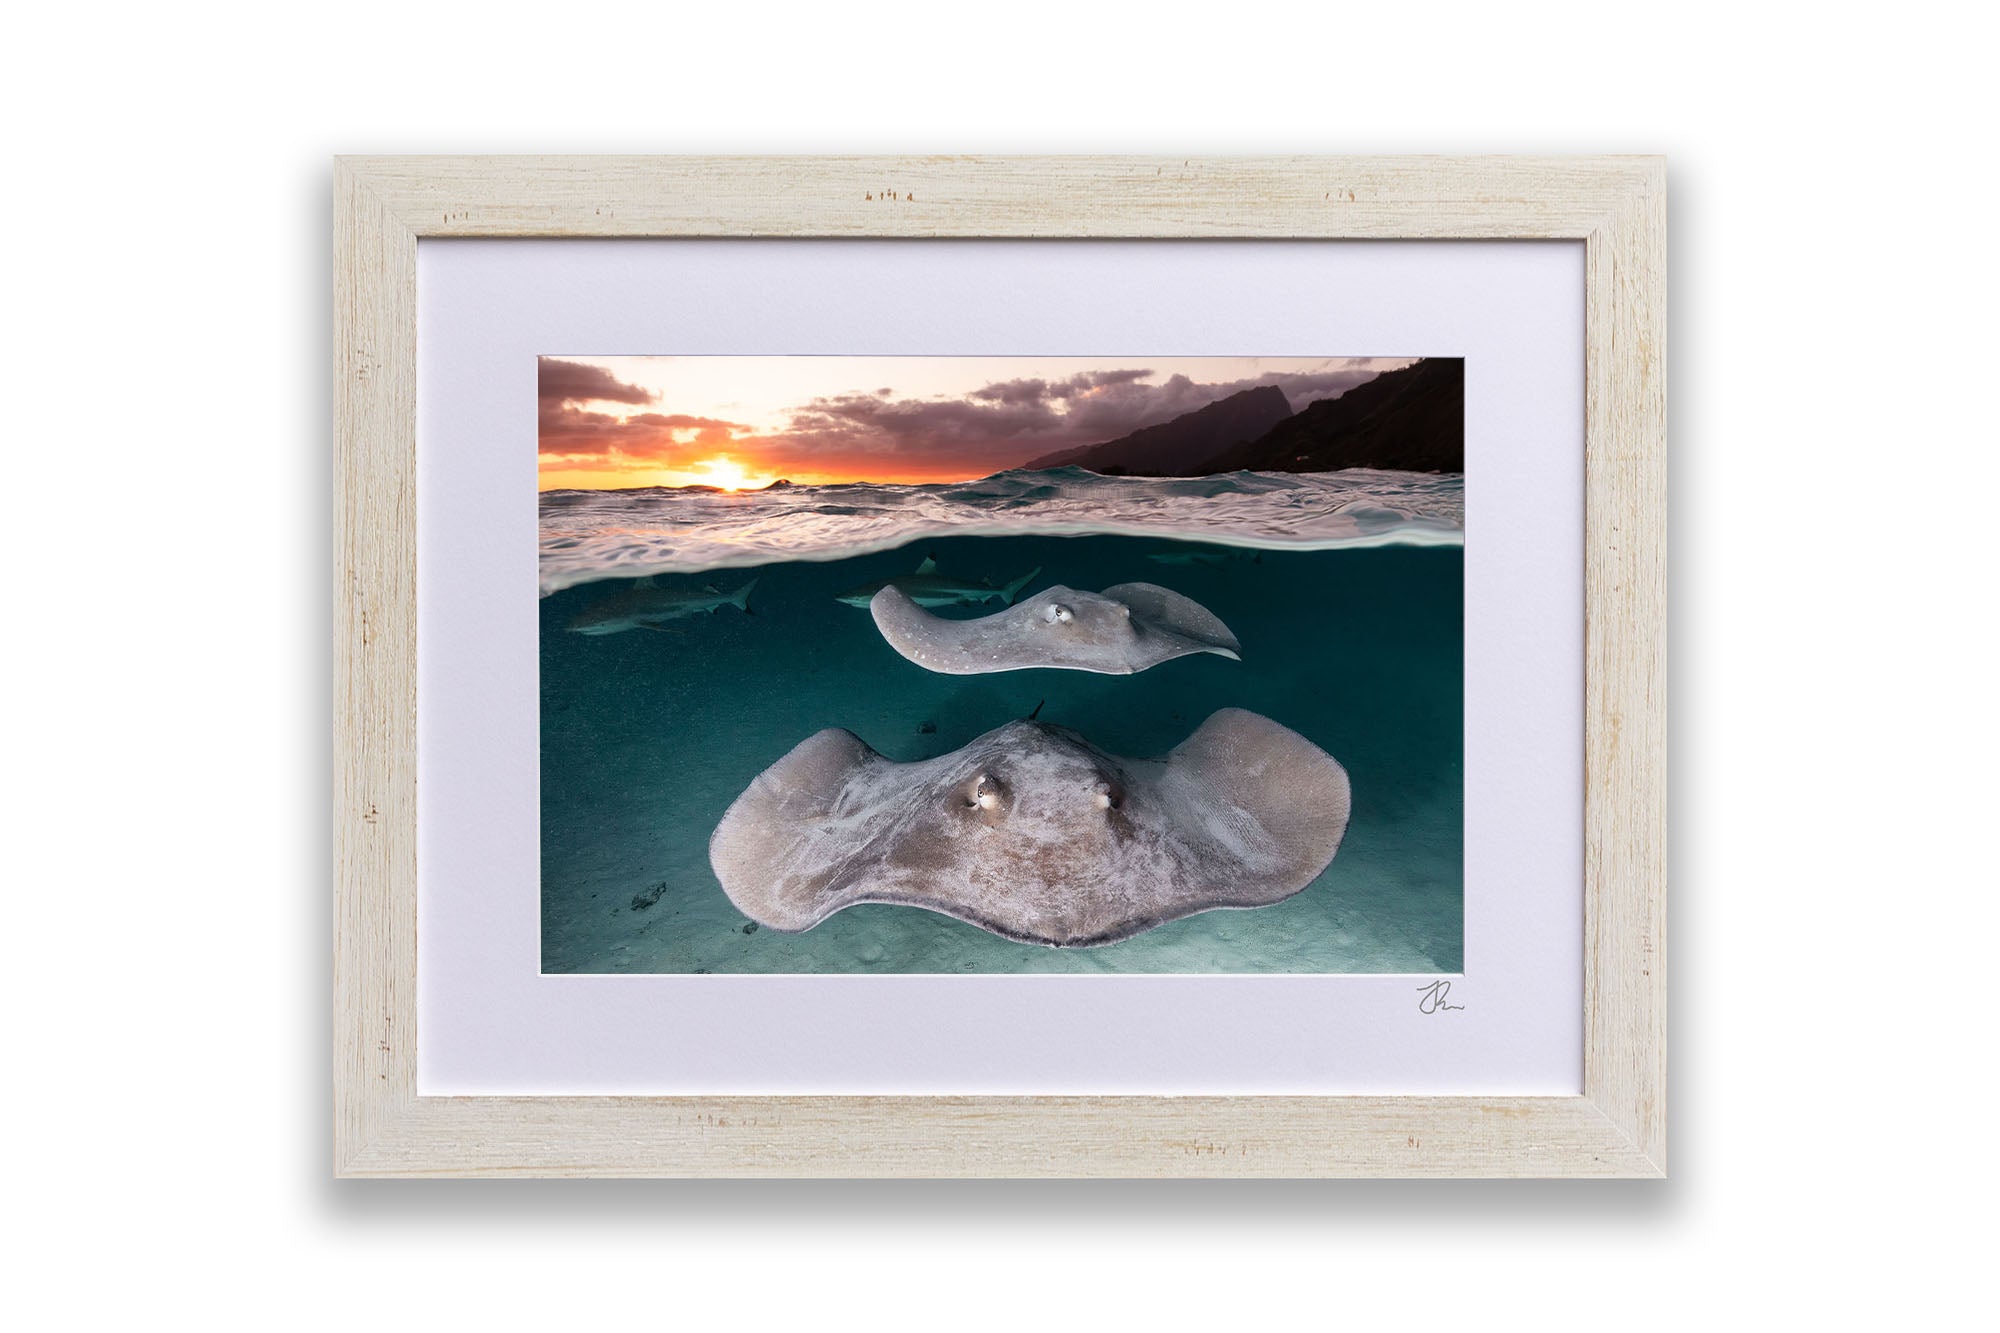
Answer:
xmin=539 ymin=466 xmax=1464 ymax=974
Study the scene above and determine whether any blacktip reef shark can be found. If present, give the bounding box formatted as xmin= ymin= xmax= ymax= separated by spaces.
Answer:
xmin=566 ymin=576 xmax=758 ymax=635
xmin=833 ymin=555 xmax=1042 ymax=610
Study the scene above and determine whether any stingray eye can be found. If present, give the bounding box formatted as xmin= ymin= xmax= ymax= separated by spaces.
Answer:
xmin=1091 ymin=779 xmax=1121 ymax=811
xmin=1044 ymin=603 xmax=1073 ymax=625
xmin=965 ymin=772 xmax=1005 ymax=811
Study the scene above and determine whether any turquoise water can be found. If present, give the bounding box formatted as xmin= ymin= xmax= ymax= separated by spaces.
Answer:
xmin=539 ymin=531 xmax=1462 ymax=974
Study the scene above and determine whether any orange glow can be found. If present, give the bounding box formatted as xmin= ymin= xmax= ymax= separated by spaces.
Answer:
xmin=537 ymin=452 xmax=989 ymax=491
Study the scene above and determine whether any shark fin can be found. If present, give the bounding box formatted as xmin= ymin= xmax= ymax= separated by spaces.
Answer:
xmin=1002 ymin=565 xmax=1043 ymax=605
xmin=633 ymin=575 xmax=656 ymax=588
xmin=732 ymin=577 xmax=758 ymax=614
xmin=915 ymin=555 xmax=938 ymax=575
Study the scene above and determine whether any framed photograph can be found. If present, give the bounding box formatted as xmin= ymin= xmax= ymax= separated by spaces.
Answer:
xmin=335 ymin=155 xmax=1664 ymax=1177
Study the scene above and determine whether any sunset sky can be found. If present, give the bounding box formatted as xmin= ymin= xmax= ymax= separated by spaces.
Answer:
xmin=537 ymin=355 xmax=1413 ymax=489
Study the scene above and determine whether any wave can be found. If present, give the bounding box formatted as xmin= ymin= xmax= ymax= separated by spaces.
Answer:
xmin=539 ymin=466 xmax=1464 ymax=594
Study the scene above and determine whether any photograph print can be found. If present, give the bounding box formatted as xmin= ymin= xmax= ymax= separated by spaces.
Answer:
xmin=538 ymin=355 xmax=1465 ymax=975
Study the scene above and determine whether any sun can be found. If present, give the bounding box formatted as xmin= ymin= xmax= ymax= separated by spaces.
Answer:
xmin=696 ymin=457 xmax=752 ymax=490
xmin=539 ymin=453 xmax=785 ymax=492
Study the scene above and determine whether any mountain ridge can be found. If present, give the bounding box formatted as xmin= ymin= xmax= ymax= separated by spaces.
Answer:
xmin=1025 ymin=384 xmax=1293 ymax=475
xmin=1019 ymin=360 xmax=1463 ymax=477
xmin=1203 ymin=358 xmax=1463 ymax=474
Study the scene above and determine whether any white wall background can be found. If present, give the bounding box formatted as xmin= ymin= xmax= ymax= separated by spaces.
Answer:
xmin=6 ymin=2 xmax=1990 ymax=1326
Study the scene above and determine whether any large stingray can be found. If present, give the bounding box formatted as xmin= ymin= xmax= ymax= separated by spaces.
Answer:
xmin=869 ymin=582 xmax=1241 ymax=675
xmin=709 ymin=709 xmax=1350 ymax=947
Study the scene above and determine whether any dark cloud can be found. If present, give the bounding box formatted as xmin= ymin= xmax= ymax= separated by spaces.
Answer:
xmin=968 ymin=378 xmax=1053 ymax=407
xmin=540 ymin=404 xmax=751 ymax=460
xmin=539 ymin=359 xmax=745 ymax=461
xmin=970 ymin=368 xmax=1153 ymax=406
xmin=535 ymin=363 xmax=737 ymax=461
xmin=537 ymin=358 xmax=657 ymax=408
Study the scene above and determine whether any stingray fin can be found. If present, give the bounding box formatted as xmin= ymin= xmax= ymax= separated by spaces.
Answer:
xmin=708 ymin=728 xmax=881 ymax=931
xmin=1167 ymin=709 xmax=1351 ymax=880
xmin=1101 ymin=582 xmax=1241 ymax=656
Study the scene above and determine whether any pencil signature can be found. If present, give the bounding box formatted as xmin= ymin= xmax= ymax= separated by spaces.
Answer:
xmin=1416 ymin=980 xmax=1464 ymax=1014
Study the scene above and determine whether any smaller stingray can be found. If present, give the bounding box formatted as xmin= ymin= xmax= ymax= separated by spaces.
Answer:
xmin=869 ymin=582 xmax=1241 ymax=675
xmin=709 ymin=709 xmax=1350 ymax=947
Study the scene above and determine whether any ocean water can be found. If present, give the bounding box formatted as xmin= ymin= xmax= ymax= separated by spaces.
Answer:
xmin=539 ymin=470 xmax=1463 ymax=974
xmin=539 ymin=465 xmax=1463 ymax=593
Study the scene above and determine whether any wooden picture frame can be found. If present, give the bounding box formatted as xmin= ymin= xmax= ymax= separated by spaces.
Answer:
xmin=335 ymin=155 xmax=1664 ymax=1177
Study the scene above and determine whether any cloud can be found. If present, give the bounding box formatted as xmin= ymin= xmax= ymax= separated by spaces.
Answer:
xmin=537 ymin=359 xmax=749 ymax=462
xmin=539 ymin=407 xmax=751 ymax=461
xmin=538 ymin=358 xmax=656 ymax=407
xmin=969 ymin=368 xmax=1153 ymax=406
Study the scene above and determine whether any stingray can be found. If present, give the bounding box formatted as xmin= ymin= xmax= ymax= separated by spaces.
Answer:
xmin=869 ymin=582 xmax=1241 ymax=675
xmin=709 ymin=709 xmax=1350 ymax=947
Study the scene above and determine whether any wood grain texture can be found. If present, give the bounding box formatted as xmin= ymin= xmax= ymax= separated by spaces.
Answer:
xmin=333 ymin=155 xmax=1666 ymax=1178
xmin=1582 ymin=161 xmax=1668 ymax=1173
xmin=346 ymin=154 xmax=1634 ymax=238
xmin=333 ymin=162 xmax=420 ymax=1162
xmin=338 ymin=1096 xmax=1657 ymax=1179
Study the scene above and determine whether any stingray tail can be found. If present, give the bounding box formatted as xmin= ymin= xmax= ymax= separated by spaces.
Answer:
xmin=733 ymin=577 xmax=758 ymax=616
xmin=1003 ymin=566 xmax=1042 ymax=605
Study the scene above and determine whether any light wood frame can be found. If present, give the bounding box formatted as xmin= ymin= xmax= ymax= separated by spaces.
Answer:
xmin=335 ymin=155 xmax=1664 ymax=1177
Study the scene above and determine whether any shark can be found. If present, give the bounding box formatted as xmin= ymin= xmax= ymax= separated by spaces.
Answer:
xmin=832 ymin=555 xmax=1042 ymax=610
xmin=566 ymin=576 xmax=758 ymax=635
